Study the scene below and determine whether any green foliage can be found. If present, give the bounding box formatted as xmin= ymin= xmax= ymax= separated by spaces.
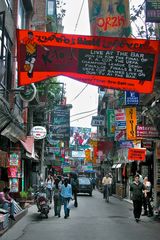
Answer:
xmin=35 ymin=77 xmax=65 ymax=106
xmin=20 ymin=191 xmax=28 ymax=199
xmin=130 ymin=2 xmax=156 ymax=39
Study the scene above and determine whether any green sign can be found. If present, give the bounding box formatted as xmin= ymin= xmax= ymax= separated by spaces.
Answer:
xmin=107 ymin=109 xmax=115 ymax=137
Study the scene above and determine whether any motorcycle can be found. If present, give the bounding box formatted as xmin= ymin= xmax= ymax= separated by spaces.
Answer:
xmin=34 ymin=186 xmax=50 ymax=218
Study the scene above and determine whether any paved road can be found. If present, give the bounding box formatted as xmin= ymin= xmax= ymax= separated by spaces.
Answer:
xmin=1 ymin=190 xmax=160 ymax=240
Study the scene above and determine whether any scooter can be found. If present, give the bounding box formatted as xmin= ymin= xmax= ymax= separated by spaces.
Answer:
xmin=34 ymin=186 xmax=50 ymax=218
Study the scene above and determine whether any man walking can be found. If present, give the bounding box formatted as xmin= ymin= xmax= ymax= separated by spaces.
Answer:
xmin=130 ymin=174 xmax=146 ymax=222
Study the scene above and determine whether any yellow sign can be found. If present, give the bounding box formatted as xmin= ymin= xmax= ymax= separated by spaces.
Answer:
xmin=85 ymin=149 xmax=91 ymax=162
xmin=126 ymin=107 xmax=137 ymax=140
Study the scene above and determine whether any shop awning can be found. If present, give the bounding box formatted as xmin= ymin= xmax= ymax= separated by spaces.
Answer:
xmin=112 ymin=164 xmax=117 ymax=169
xmin=1 ymin=122 xmax=26 ymax=143
xmin=20 ymin=136 xmax=34 ymax=154
xmin=116 ymin=163 xmax=122 ymax=168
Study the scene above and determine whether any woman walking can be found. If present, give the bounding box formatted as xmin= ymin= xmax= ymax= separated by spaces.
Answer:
xmin=60 ymin=178 xmax=72 ymax=219
xmin=45 ymin=174 xmax=54 ymax=204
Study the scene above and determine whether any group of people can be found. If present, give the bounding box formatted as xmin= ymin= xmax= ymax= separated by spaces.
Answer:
xmin=45 ymin=173 xmax=79 ymax=219
xmin=130 ymin=171 xmax=153 ymax=222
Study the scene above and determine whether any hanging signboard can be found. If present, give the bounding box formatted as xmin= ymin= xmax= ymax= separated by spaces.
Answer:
xmin=146 ymin=0 xmax=160 ymax=23
xmin=91 ymin=115 xmax=105 ymax=126
xmin=128 ymin=148 xmax=146 ymax=161
xmin=17 ymin=30 xmax=159 ymax=94
xmin=88 ymin=0 xmax=131 ymax=37
xmin=125 ymin=91 xmax=139 ymax=105
xmin=107 ymin=109 xmax=115 ymax=137
xmin=137 ymin=125 xmax=159 ymax=138
xmin=126 ymin=107 xmax=137 ymax=140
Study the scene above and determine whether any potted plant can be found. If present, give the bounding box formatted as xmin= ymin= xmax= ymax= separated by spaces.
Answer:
xmin=19 ymin=191 xmax=29 ymax=209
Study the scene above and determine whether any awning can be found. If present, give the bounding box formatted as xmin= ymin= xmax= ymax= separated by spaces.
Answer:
xmin=112 ymin=164 xmax=117 ymax=169
xmin=1 ymin=122 xmax=26 ymax=143
xmin=116 ymin=163 xmax=122 ymax=168
xmin=20 ymin=136 xmax=34 ymax=154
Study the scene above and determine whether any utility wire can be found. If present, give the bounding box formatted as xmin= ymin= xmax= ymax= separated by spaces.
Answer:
xmin=70 ymin=84 xmax=88 ymax=102
xmin=70 ymin=108 xmax=97 ymax=117
xmin=71 ymin=111 xmax=97 ymax=123
xmin=74 ymin=0 xmax=85 ymax=32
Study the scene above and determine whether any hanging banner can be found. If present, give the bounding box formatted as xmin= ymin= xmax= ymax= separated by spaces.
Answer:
xmin=17 ymin=30 xmax=159 ymax=93
xmin=88 ymin=0 xmax=131 ymax=37
xmin=126 ymin=107 xmax=137 ymax=140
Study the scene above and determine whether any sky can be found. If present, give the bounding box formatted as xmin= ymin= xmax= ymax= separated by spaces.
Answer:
xmin=59 ymin=0 xmax=98 ymax=130
xmin=59 ymin=0 xmax=142 ymax=129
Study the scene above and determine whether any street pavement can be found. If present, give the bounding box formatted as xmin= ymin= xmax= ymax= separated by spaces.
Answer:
xmin=1 ymin=190 xmax=160 ymax=240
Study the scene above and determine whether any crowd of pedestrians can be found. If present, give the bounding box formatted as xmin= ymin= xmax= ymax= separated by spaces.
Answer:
xmin=44 ymin=173 xmax=79 ymax=219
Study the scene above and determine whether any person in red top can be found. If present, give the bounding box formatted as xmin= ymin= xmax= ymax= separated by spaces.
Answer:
xmin=0 ymin=186 xmax=16 ymax=221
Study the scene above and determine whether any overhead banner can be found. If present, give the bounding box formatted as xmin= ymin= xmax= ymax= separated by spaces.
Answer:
xmin=126 ymin=107 xmax=137 ymax=140
xmin=17 ymin=29 xmax=159 ymax=93
xmin=88 ymin=0 xmax=131 ymax=37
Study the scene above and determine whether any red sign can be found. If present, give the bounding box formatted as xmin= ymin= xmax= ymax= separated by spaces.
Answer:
xmin=128 ymin=148 xmax=146 ymax=161
xmin=17 ymin=30 xmax=159 ymax=93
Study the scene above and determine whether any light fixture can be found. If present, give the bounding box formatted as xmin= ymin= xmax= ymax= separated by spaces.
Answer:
xmin=151 ymin=99 xmax=160 ymax=108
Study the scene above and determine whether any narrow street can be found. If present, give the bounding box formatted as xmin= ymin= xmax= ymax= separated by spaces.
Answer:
xmin=1 ymin=190 xmax=160 ymax=240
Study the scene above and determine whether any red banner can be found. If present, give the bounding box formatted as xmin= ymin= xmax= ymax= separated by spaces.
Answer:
xmin=17 ymin=29 xmax=159 ymax=93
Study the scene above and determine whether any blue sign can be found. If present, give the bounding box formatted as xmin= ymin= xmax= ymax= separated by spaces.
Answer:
xmin=115 ymin=121 xmax=126 ymax=129
xmin=125 ymin=91 xmax=139 ymax=105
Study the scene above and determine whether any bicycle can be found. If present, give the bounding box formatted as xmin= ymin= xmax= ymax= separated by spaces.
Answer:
xmin=104 ymin=185 xmax=110 ymax=203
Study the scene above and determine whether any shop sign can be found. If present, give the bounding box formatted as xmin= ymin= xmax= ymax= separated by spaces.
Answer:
xmin=126 ymin=107 xmax=137 ymax=140
xmin=137 ymin=125 xmax=159 ymax=138
xmin=31 ymin=126 xmax=47 ymax=139
xmin=9 ymin=152 xmax=19 ymax=166
xmin=115 ymin=109 xmax=126 ymax=122
xmin=125 ymin=91 xmax=139 ymax=105
xmin=142 ymin=140 xmax=153 ymax=149
xmin=115 ymin=129 xmax=126 ymax=141
xmin=146 ymin=0 xmax=160 ymax=23
xmin=91 ymin=115 xmax=105 ymax=126
xmin=9 ymin=178 xmax=19 ymax=192
xmin=107 ymin=109 xmax=115 ymax=137
xmin=118 ymin=141 xmax=134 ymax=149
xmin=19 ymin=83 xmax=37 ymax=102
xmin=63 ymin=166 xmax=71 ymax=173
xmin=128 ymin=148 xmax=146 ymax=161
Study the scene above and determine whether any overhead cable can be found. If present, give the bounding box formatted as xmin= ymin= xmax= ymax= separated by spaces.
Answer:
xmin=70 ymin=111 xmax=97 ymax=123
xmin=70 ymin=108 xmax=97 ymax=117
xmin=74 ymin=0 xmax=85 ymax=32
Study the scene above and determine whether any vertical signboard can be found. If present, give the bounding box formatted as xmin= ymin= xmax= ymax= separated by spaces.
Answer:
xmin=126 ymin=107 xmax=137 ymax=140
xmin=107 ymin=109 xmax=115 ymax=137
xmin=88 ymin=0 xmax=131 ymax=37
xmin=50 ymin=105 xmax=70 ymax=140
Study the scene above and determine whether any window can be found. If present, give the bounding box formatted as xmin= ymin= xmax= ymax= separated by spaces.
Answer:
xmin=47 ymin=0 xmax=56 ymax=16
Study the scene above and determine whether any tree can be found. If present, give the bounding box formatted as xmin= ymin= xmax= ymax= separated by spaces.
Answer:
xmin=130 ymin=1 xmax=156 ymax=39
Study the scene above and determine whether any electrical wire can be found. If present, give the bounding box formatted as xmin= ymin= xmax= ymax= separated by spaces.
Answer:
xmin=74 ymin=0 xmax=85 ymax=32
xmin=70 ymin=108 xmax=97 ymax=117
xmin=70 ymin=111 xmax=97 ymax=123
xmin=70 ymin=84 xmax=88 ymax=102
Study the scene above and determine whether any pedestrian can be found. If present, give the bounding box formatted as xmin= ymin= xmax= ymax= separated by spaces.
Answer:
xmin=53 ymin=178 xmax=62 ymax=217
xmin=70 ymin=173 xmax=79 ymax=207
xmin=130 ymin=174 xmax=146 ymax=222
xmin=0 ymin=186 xmax=16 ymax=221
xmin=60 ymin=178 xmax=72 ymax=219
xmin=142 ymin=176 xmax=153 ymax=217
xmin=45 ymin=174 xmax=54 ymax=204
xmin=136 ymin=170 xmax=143 ymax=183
xmin=102 ymin=173 xmax=112 ymax=202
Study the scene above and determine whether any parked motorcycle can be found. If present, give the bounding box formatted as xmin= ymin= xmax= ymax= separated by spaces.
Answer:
xmin=34 ymin=186 xmax=50 ymax=218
